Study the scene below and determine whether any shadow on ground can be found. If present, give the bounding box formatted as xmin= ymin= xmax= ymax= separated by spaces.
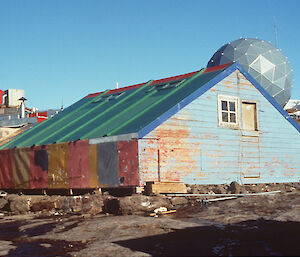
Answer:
xmin=114 ymin=218 xmax=300 ymax=256
xmin=0 ymin=218 xmax=87 ymax=257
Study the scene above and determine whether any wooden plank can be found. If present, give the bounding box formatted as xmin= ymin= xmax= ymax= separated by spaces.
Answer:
xmin=145 ymin=182 xmax=187 ymax=195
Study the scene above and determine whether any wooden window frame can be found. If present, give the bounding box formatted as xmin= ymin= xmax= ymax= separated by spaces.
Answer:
xmin=218 ymin=95 xmax=239 ymax=128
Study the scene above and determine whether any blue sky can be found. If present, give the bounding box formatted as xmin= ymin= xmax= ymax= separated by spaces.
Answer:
xmin=1 ymin=0 xmax=299 ymax=110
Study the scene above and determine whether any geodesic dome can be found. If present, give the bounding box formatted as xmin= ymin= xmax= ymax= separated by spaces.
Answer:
xmin=207 ymin=38 xmax=293 ymax=107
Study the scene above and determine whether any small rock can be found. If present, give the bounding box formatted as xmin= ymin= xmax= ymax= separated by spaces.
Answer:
xmin=112 ymin=194 xmax=173 ymax=215
xmin=212 ymin=184 xmax=227 ymax=194
xmin=0 ymin=198 xmax=8 ymax=210
xmin=186 ymin=186 xmax=192 ymax=194
xmin=170 ymin=197 xmax=188 ymax=206
xmin=228 ymin=181 xmax=241 ymax=194
xmin=31 ymin=200 xmax=55 ymax=213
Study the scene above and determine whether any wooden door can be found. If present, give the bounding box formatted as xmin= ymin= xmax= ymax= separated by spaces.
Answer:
xmin=241 ymin=102 xmax=260 ymax=178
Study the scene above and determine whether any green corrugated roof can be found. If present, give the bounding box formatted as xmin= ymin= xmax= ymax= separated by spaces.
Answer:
xmin=0 ymin=64 xmax=230 ymax=149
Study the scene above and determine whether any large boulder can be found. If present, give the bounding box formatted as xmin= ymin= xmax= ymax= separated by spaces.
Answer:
xmin=31 ymin=195 xmax=61 ymax=213
xmin=9 ymin=195 xmax=31 ymax=214
xmin=106 ymin=194 xmax=173 ymax=215
xmin=81 ymin=193 xmax=104 ymax=215
xmin=228 ymin=181 xmax=246 ymax=194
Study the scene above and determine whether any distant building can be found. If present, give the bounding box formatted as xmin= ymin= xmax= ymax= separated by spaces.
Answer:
xmin=284 ymin=99 xmax=300 ymax=125
xmin=0 ymin=89 xmax=60 ymax=145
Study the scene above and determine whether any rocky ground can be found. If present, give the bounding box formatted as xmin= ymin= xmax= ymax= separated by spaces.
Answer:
xmin=0 ymin=182 xmax=299 ymax=256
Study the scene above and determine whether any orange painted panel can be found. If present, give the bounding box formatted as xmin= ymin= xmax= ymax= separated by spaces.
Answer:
xmin=30 ymin=145 xmax=48 ymax=189
xmin=48 ymin=143 xmax=69 ymax=189
xmin=68 ymin=140 xmax=90 ymax=188
xmin=0 ymin=149 xmax=14 ymax=189
xmin=13 ymin=147 xmax=31 ymax=189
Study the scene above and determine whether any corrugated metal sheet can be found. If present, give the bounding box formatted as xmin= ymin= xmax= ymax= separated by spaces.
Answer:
xmin=13 ymin=147 xmax=30 ymax=189
xmin=118 ymin=140 xmax=139 ymax=186
xmin=68 ymin=140 xmax=90 ymax=188
xmin=48 ymin=143 xmax=69 ymax=188
xmin=30 ymin=145 xmax=48 ymax=189
xmin=0 ymin=149 xmax=14 ymax=189
xmin=97 ymin=142 xmax=118 ymax=187
xmin=0 ymin=66 xmax=229 ymax=149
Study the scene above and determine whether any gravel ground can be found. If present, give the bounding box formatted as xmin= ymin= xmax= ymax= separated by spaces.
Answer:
xmin=0 ymin=185 xmax=299 ymax=256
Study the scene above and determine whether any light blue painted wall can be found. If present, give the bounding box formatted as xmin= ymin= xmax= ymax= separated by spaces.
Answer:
xmin=139 ymin=70 xmax=300 ymax=185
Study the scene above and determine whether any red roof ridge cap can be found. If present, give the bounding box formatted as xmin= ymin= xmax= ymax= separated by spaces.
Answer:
xmin=203 ymin=62 xmax=232 ymax=73
xmin=85 ymin=70 xmax=200 ymax=98
xmin=85 ymin=64 xmax=231 ymax=99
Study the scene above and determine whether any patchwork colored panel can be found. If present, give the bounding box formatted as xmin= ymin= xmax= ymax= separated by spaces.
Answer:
xmin=97 ymin=142 xmax=118 ymax=187
xmin=13 ymin=147 xmax=31 ymax=189
xmin=118 ymin=140 xmax=139 ymax=186
xmin=89 ymin=144 xmax=98 ymax=188
xmin=68 ymin=140 xmax=90 ymax=188
xmin=30 ymin=145 xmax=48 ymax=189
xmin=48 ymin=143 xmax=69 ymax=188
xmin=0 ymin=149 xmax=14 ymax=189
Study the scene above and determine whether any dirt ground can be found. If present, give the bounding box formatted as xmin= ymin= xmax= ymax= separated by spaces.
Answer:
xmin=0 ymin=184 xmax=300 ymax=256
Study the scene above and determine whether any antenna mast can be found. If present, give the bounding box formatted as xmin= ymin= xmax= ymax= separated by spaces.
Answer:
xmin=273 ymin=16 xmax=278 ymax=47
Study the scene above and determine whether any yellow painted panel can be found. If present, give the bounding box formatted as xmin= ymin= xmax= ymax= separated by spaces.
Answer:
xmin=48 ymin=143 xmax=69 ymax=189
xmin=13 ymin=147 xmax=30 ymax=189
xmin=89 ymin=144 xmax=98 ymax=188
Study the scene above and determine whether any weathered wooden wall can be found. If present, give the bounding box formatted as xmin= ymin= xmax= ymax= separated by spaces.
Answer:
xmin=139 ymin=70 xmax=300 ymax=185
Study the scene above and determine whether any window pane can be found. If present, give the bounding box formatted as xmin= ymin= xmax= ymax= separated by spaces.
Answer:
xmin=230 ymin=113 xmax=236 ymax=123
xmin=221 ymin=101 xmax=228 ymax=111
xmin=222 ymin=112 xmax=228 ymax=122
xmin=229 ymin=101 xmax=235 ymax=111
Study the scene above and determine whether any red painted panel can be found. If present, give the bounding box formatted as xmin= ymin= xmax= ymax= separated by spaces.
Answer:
xmin=68 ymin=140 xmax=90 ymax=188
xmin=0 ymin=149 xmax=14 ymax=189
xmin=118 ymin=140 xmax=139 ymax=186
xmin=30 ymin=145 xmax=48 ymax=189
xmin=0 ymin=90 xmax=4 ymax=105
